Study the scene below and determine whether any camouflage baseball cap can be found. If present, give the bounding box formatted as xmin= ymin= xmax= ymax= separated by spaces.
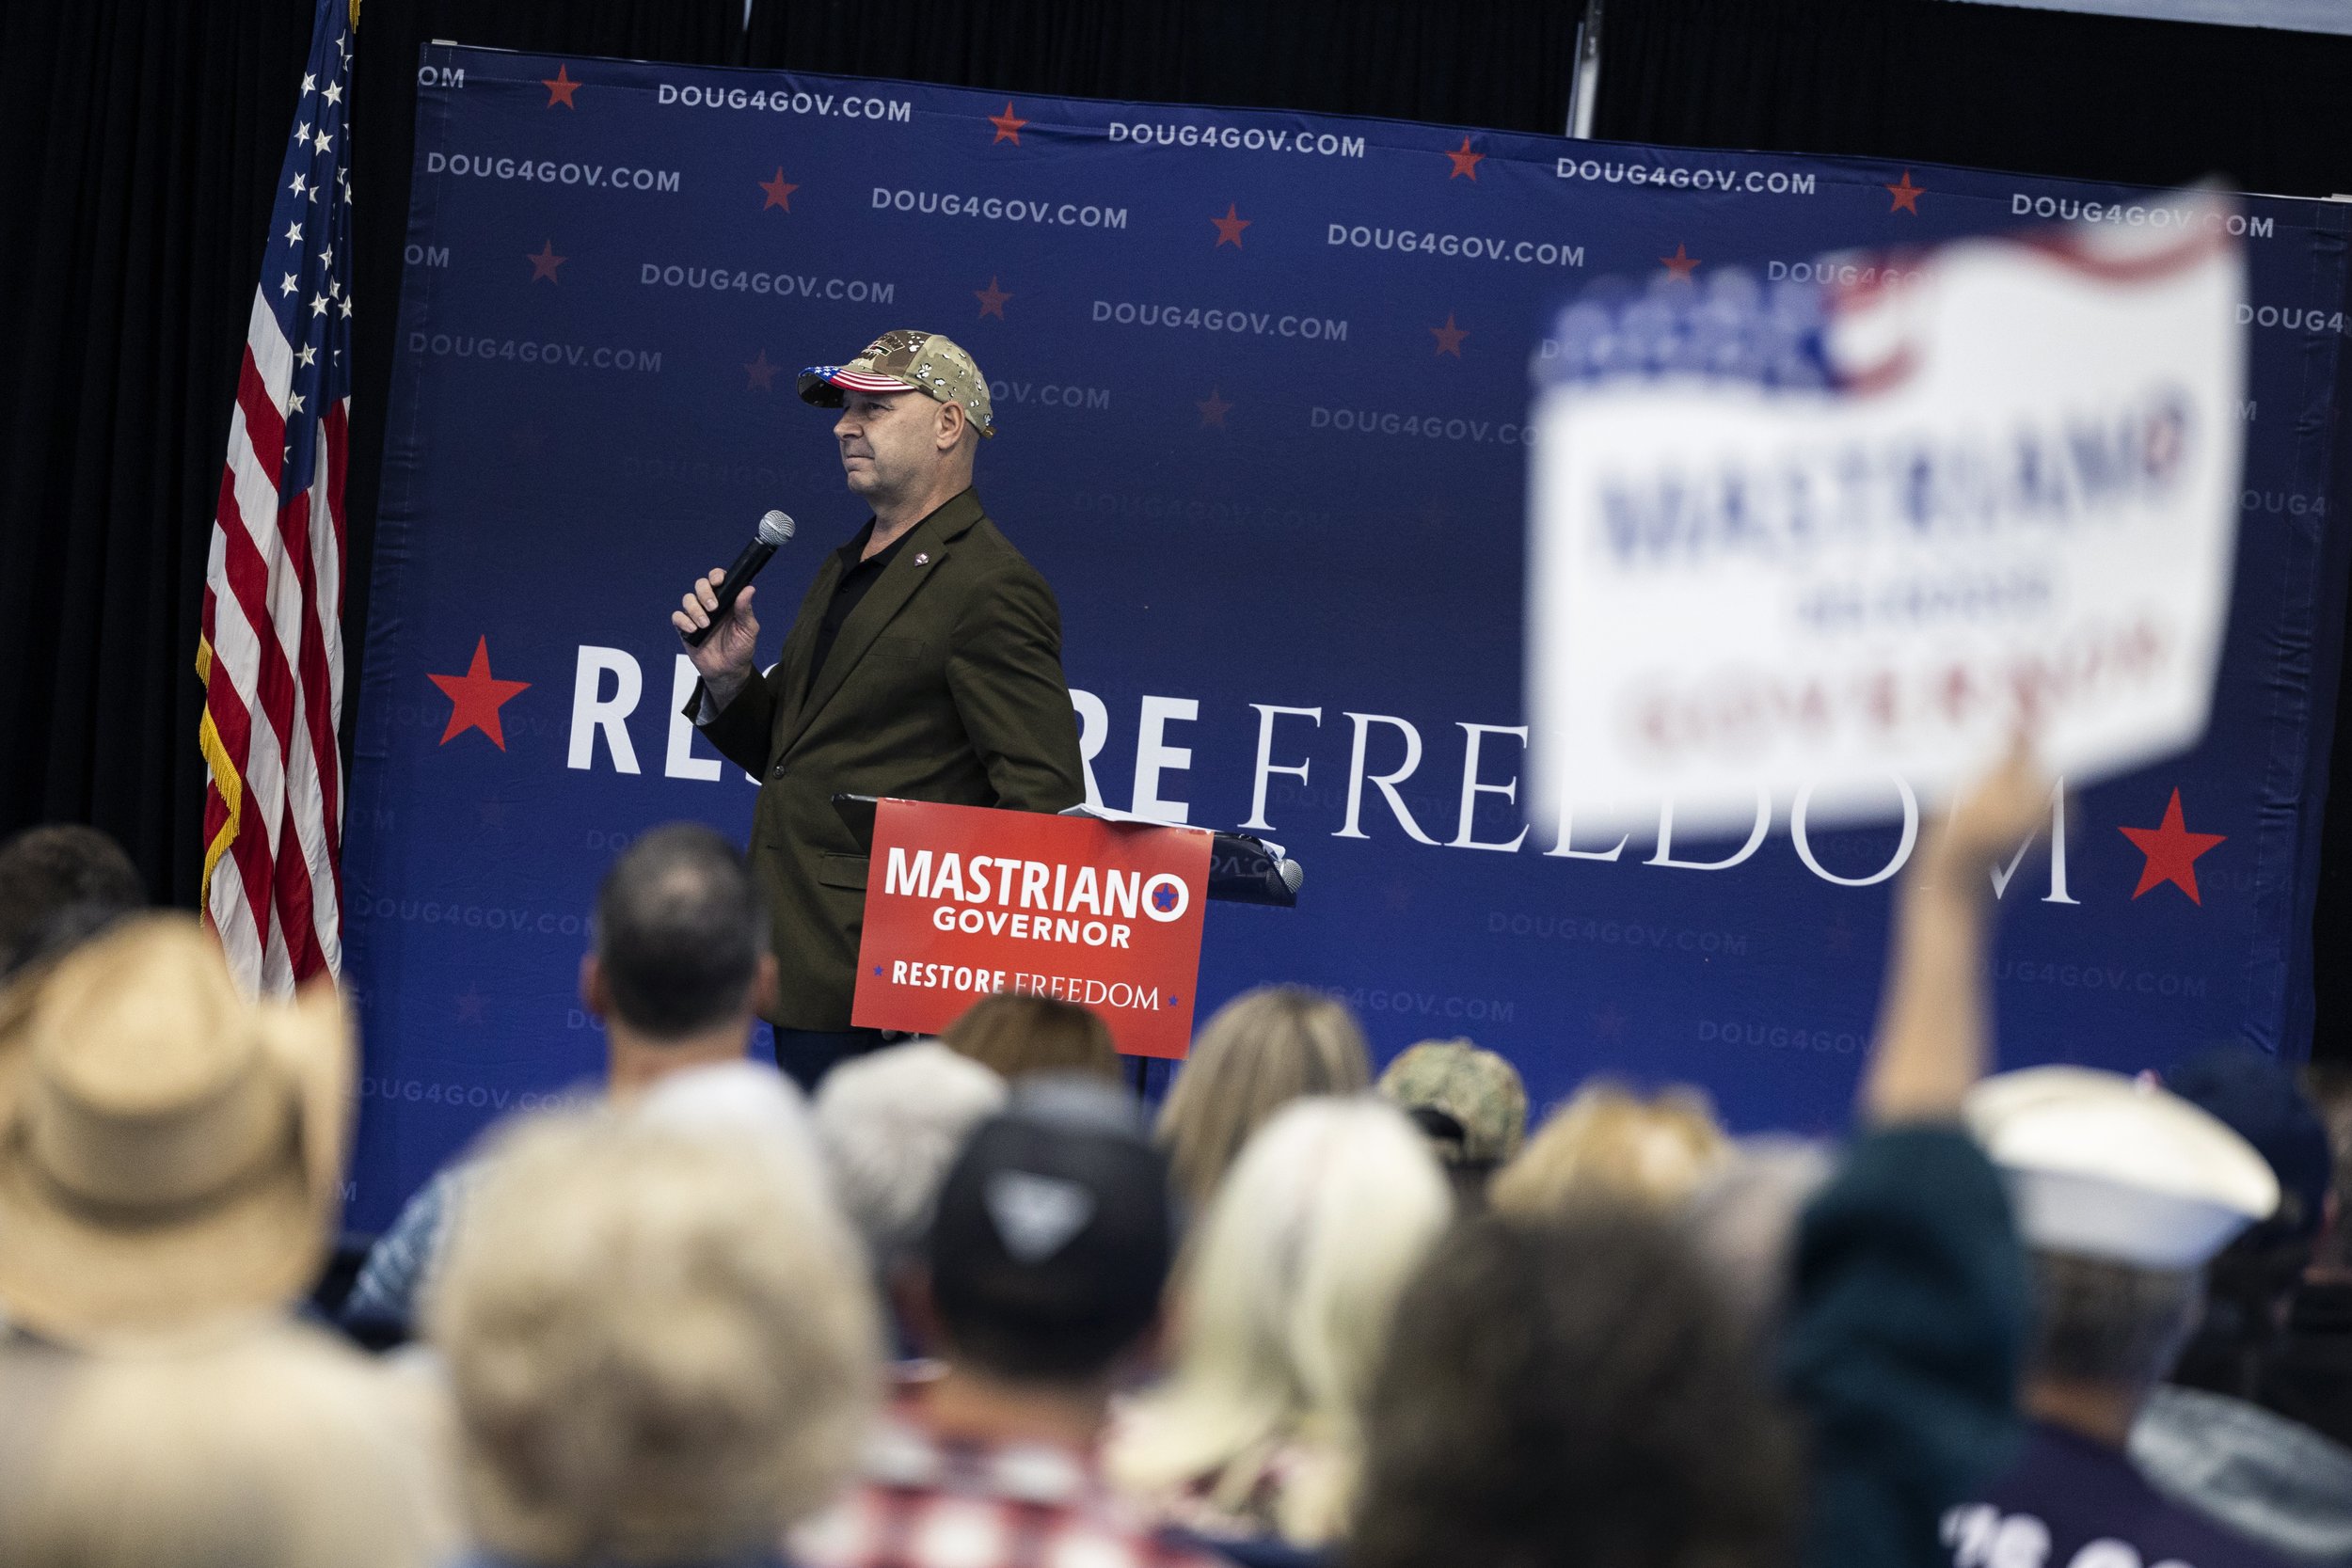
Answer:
xmin=798 ymin=328 xmax=997 ymax=438
xmin=1379 ymin=1038 xmax=1528 ymax=1168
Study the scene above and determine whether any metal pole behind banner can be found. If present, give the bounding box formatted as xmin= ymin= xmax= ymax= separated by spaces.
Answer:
xmin=1565 ymin=0 xmax=1605 ymax=138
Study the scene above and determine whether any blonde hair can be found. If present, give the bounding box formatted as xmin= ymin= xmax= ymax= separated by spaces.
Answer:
xmin=1491 ymin=1079 xmax=1731 ymax=1218
xmin=1110 ymin=1097 xmax=1452 ymax=1546
xmin=1157 ymin=987 xmax=1371 ymax=1210
xmin=428 ymin=1107 xmax=882 ymax=1564
xmin=943 ymin=992 xmax=1120 ymax=1083
xmin=0 ymin=1323 xmax=447 ymax=1568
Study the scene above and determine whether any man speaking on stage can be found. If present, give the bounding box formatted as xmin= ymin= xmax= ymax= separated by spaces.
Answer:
xmin=672 ymin=329 xmax=1085 ymax=1086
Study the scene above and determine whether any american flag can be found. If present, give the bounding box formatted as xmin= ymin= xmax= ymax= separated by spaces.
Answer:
xmin=198 ymin=0 xmax=355 ymax=994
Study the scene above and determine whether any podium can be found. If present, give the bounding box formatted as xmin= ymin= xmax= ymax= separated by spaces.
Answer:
xmin=834 ymin=796 xmax=1300 ymax=1060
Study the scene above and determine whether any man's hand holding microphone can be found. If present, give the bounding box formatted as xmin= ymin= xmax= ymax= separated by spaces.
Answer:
xmin=673 ymin=509 xmax=795 ymax=710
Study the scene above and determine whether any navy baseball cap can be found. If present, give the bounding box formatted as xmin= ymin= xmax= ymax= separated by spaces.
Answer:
xmin=927 ymin=1076 xmax=1172 ymax=1380
xmin=2164 ymin=1045 xmax=2332 ymax=1237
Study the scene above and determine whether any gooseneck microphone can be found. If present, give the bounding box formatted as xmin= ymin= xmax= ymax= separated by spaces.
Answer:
xmin=684 ymin=510 xmax=796 ymax=647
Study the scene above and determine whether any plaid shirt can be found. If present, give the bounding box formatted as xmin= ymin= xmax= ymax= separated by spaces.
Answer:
xmin=342 ymin=1161 xmax=475 ymax=1331
xmin=794 ymin=1393 xmax=1232 ymax=1568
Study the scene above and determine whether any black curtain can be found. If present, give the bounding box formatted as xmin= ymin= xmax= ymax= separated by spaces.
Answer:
xmin=1594 ymin=0 xmax=2352 ymax=1065
xmin=743 ymin=0 xmax=1580 ymax=133
xmin=0 ymin=0 xmax=738 ymax=909
xmin=0 ymin=0 xmax=315 ymax=907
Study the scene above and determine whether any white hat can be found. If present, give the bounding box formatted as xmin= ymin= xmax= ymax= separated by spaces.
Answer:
xmin=1963 ymin=1066 xmax=2279 ymax=1271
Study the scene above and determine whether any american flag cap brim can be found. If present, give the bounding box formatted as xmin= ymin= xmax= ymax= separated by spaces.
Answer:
xmin=796 ymin=327 xmax=997 ymax=436
xmin=796 ymin=366 xmax=922 ymax=405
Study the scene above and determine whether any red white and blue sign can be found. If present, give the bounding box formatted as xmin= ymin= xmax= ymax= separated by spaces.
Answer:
xmin=851 ymin=800 xmax=1212 ymax=1059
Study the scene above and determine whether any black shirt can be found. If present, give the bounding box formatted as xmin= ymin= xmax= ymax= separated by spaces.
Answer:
xmin=810 ymin=523 xmax=907 ymax=679
xmin=1950 ymin=1422 xmax=2293 ymax=1568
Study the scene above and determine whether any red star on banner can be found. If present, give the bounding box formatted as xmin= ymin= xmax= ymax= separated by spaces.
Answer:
xmin=988 ymin=102 xmax=1028 ymax=145
xmin=526 ymin=240 xmax=565 ymax=282
xmin=1659 ymin=243 xmax=1700 ymax=280
xmin=975 ymin=277 xmax=1012 ymax=319
xmin=2118 ymin=788 xmax=2227 ymax=903
xmin=743 ymin=350 xmax=778 ymax=390
xmin=1196 ymin=388 xmax=1232 ymax=428
xmin=758 ymin=168 xmax=799 ymax=211
xmin=1884 ymin=169 xmax=1926 ymax=214
xmin=1445 ymin=135 xmax=1485 ymax=180
xmin=542 ymin=65 xmax=580 ymax=108
xmin=1429 ymin=312 xmax=1469 ymax=356
xmin=428 ymin=637 xmax=532 ymax=751
xmin=1211 ymin=203 xmax=1251 ymax=247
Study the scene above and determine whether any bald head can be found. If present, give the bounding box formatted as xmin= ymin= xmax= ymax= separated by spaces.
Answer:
xmin=593 ymin=825 xmax=766 ymax=1037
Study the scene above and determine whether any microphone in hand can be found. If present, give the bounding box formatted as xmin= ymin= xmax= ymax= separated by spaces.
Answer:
xmin=681 ymin=510 xmax=795 ymax=650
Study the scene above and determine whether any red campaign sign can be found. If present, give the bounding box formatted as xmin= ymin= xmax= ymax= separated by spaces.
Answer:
xmin=850 ymin=800 xmax=1214 ymax=1059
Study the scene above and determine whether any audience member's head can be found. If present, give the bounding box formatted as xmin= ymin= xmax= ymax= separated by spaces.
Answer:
xmin=1490 ymin=1078 xmax=1730 ymax=1220
xmin=2167 ymin=1047 xmax=2331 ymax=1241
xmin=0 ymin=915 xmax=350 ymax=1345
xmin=924 ymin=1076 xmax=1173 ymax=1389
xmin=0 ymin=1324 xmax=446 ymax=1568
xmin=944 ymin=991 xmax=1120 ymax=1083
xmin=1966 ymin=1066 xmax=2279 ymax=1446
xmin=1377 ymin=1037 xmax=1527 ymax=1204
xmin=2029 ymin=1249 xmax=2204 ymax=1402
xmin=1110 ymin=1097 xmax=1452 ymax=1546
xmin=816 ymin=1039 xmax=1008 ymax=1279
xmin=0 ymin=823 xmax=145 ymax=979
xmin=2158 ymin=1046 xmax=2334 ymax=1396
xmin=1683 ymin=1133 xmax=1837 ymax=1330
xmin=1156 ymin=986 xmax=1369 ymax=1210
xmin=584 ymin=824 xmax=773 ymax=1088
xmin=429 ymin=1107 xmax=881 ymax=1565
xmin=1351 ymin=1210 xmax=1800 ymax=1568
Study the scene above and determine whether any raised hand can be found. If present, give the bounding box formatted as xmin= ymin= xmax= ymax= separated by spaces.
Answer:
xmin=1925 ymin=736 xmax=2054 ymax=885
xmin=1863 ymin=736 xmax=2058 ymax=1124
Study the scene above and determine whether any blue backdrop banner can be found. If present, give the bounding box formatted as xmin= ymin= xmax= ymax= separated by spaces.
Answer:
xmin=347 ymin=43 xmax=2352 ymax=1227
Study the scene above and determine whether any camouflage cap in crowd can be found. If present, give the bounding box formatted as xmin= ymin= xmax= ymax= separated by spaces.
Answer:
xmin=798 ymin=329 xmax=997 ymax=437
xmin=1378 ymin=1037 xmax=1529 ymax=1169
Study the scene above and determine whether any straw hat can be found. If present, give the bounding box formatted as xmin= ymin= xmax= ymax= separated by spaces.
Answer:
xmin=0 ymin=915 xmax=353 ymax=1344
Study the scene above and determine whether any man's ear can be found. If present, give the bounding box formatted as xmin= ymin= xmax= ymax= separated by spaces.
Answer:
xmin=580 ymin=952 xmax=609 ymax=1018
xmin=894 ymin=1263 xmax=946 ymax=1354
xmin=935 ymin=398 xmax=968 ymax=453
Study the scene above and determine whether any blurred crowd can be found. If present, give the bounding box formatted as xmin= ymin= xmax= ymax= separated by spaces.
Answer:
xmin=1 ymin=761 xmax=2348 ymax=1568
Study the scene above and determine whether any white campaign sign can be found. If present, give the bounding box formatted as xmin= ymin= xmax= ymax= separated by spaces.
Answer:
xmin=1527 ymin=209 xmax=2246 ymax=837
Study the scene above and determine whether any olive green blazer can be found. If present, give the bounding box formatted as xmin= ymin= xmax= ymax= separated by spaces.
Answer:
xmin=686 ymin=488 xmax=1085 ymax=1029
